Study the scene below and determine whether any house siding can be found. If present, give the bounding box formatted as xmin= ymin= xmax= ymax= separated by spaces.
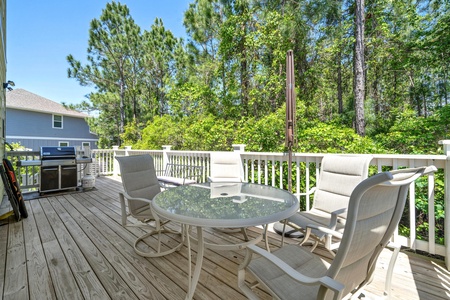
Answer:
xmin=6 ymin=108 xmax=98 ymax=150
xmin=1 ymin=0 xmax=7 ymax=198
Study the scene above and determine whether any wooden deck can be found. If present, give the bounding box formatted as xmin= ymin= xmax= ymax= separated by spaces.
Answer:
xmin=0 ymin=176 xmax=449 ymax=300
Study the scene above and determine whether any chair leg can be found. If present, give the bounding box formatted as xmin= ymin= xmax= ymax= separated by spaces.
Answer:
xmin=134 ymin=225 xmax=184 ymax=257
xmin=238 ymin=249 xmax=260 ymax=300
xmin=300 ymin=227 xmax=313 ymax=246
xmin=299 ymin=227 xmax=323 ymax=253
xmin=241 ymin=227 xmax=249 ymax=241
xmin=350 ymin=243 xmax=400 ymax=300
xmin=119 ymin=193 xmax=128 ymax=226
xmin=384 ymin=242 xmax=400 ymax=299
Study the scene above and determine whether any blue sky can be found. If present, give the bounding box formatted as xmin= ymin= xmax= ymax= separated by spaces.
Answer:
xmin=7 ymin=1 xmax=192 ymax=105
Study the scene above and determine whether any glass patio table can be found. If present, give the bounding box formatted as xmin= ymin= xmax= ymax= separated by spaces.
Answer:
xmin=152 ymin=182 xmax=299 ymax=300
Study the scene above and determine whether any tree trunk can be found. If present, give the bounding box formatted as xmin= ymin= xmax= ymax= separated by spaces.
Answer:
xmin=337 ymin=50 xmax=343 ymax=114
xmin=240 ymin=21 xmax=249 ymax=117
xmin=354 ymin=0 xmax=365 ymax=136
xmin=119 ymin=80 xmax=125 ymax=146
xmin=373 ymin=67 xmax=379 ymax=115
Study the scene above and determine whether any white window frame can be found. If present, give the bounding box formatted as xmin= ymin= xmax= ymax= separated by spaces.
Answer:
xmin=59 ymin=141 xmax=69 ymax=147
xmin=53 ymin=114 xmax=63 ymax=129
xmin=82 ymin=142 xmax=90 ymax=147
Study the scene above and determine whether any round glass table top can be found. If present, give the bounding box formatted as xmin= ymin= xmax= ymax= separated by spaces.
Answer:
xmin=152 ymin=182 xmax=299 ymax=227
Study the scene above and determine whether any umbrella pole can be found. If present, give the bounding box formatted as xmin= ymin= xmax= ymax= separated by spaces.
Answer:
xmin=274 ymin=49 xmax=300 ymax=238
xmin=288 ymin=145 xmax=292 ymax=192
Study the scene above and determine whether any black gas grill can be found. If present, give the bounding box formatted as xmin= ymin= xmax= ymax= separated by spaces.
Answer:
xmin=40 ymin=146 xmax=78 ymax=193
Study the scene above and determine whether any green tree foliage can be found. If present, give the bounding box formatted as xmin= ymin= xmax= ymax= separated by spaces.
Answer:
xmin=67 ymin=2 xmax=142 ymax=142
xmin=298 ymin=122 xmax=383 ymax=153
xmin=67 ymin=1 xmax=181 ymax=147
xmin=133 ymin=115 xmax=181 ymax=150
xmin=236 ymin=106 xmax=287 ymax=152
xmin=376 ymin=106 xmax=450 ymax=154
xmin=67 ymin=0 xmax=449 ymax=154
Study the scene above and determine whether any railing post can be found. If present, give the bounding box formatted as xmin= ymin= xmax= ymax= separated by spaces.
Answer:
xmin=124 ymin=146 xmax=132 ymax=156
xmin=233 ymin=144 xmax=246 ymax=181
xmin=112 ymin=146 xmax=119 ymax=177
xmin=162 ymin=145 xmax=172 ymax=172
xmin=439 ymin=140 xmax=450 ymax=270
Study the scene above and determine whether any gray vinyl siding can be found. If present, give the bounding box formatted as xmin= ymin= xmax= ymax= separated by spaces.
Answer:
xmin=1 ymin=0 xmax=6 ymax=199
xmin=6 ymin=138 xmax=98 ymax=151
xmin=6 ymin=108 xmax=98 ymax=150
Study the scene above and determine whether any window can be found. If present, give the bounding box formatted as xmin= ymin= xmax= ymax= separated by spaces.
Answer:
xmin=82 ymin=142 xmax=90 ymax=147
xmin=59 ymin=141 xmax=69 ymax=147
xmin=53 ymin=115 xmax=63 ymax=128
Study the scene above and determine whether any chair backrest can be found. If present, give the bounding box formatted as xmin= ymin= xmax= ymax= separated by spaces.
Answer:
xmin=209 ymin=152 xmax=245 ymax=182
xmin=115 ymin=154 xmax=161 ymax=213
xmin=313 ymin=155 xmax=373 ymax=214
xmin=320 ymin=166 xmax=436 ymax=299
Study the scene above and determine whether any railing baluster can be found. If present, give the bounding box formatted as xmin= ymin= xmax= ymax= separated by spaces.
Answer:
xmin=271 ymin=158 xmax=275 ymax=187
xmin=257 ymin=158 xmax=261 ymax=185
xmin=279 ymin=161 xmax=283 ymax=190
xmin=409 ymin=181 xmax=416 ymax=250
xmin=428 ymin=167 xmax=436 ymax=254
xmin=305 ymin=161 xmax=311 ymax=211
xmin=264 ymin=158 xmax=268 ymax=186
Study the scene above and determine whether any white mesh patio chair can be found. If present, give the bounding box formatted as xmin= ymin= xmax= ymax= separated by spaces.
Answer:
xmin=238 ymin=165 xmax=437 ymax=300
xmin=208 ymin=152 xmax=251 ymax=241
xmin=281 ymin=154 xmax=373 ymax=254
xmin=116 ymin=154 xmax=184 ymax=257
xmin=208 ymin=151 xmax=246 ymax=182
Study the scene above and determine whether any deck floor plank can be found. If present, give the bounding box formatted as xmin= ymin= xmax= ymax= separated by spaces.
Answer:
xmin=0 ymin=220 xmax=9 ymax=300
xmin=22 ymin=201 xmax=56 ymax=300
xmin=29 ymin=199 xmax=84 ymax=300
xmin=41 ymin=196 xmax=112 ymax=300
xmin=64 ymin=192 xmax=188 ymax=300
xmin=48 ymin=194 xmax=156 ymax=300
xmin=0 ymin=176 xmax=449 ymax=300
xmin=4 ymin=216 xmax=27 ymax=300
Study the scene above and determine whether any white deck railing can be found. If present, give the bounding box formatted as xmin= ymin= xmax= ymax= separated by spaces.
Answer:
xmin=8 ymin=141 xmax=450 ymax=269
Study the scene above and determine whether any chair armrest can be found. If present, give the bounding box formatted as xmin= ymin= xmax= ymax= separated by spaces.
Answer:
xmin=306 ymin=224 xmax=344 ymax=239
xmin=298 ymin=187 xmax=316 ymax=197
xmin=242 ymin=245 xmax=344 ymax=297
xmin=119 ymin=191 xmax=153 ymax=205
xmin=329 ymin=207 xmax=347 ymax=230
xmin=163 ymin=163 xmax=203 ymax=185
xmin=118 ymin=191 xmax=153 ymax=226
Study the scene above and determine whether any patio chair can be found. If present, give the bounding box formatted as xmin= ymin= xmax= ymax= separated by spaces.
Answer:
xmin=238 ymin=165 xmax=437 ymax=300
xmin=208 ymin=151 xmax=246 ymax=182
xmin=116 ymin=154 xmax=184 ymax=257
xmin=157 ymin=163 xmax=203 ymax=189
xmin=281 ymin=154 xmax=373 ymax=254
xmin=208 ymin=152 xmax=250 ymax=240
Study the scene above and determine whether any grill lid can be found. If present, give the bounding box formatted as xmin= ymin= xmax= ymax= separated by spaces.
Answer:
xmin=41 ymin=146 xmax=76 ymax=159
